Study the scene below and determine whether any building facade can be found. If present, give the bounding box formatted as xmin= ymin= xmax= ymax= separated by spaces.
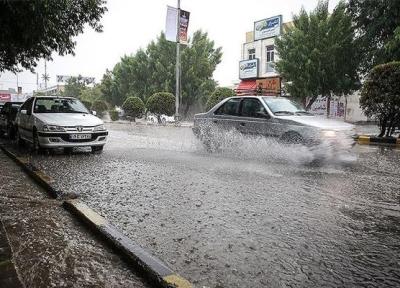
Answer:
xmin=237 ymin=15 xmax=293 ymax=95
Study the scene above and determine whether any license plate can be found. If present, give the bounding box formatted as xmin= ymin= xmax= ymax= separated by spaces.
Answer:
xmin=69 ymin=134 xmax=91 ymax=140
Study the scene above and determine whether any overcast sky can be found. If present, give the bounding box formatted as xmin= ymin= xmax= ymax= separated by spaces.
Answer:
xmin=0 ymin=0 xmax=340 ymax=93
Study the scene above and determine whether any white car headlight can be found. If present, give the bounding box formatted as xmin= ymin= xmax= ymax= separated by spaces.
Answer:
xmin=321 ymin=130 xmax=337 ymax=138
xmin=42 ymin=125 xmax=65 ymax=132
xmin=93 ymin=124 xmax=106 ymax=131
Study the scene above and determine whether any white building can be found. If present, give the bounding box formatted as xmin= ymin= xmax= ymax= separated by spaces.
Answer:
xmin=237 ymin=15 xmax=368 ymax=122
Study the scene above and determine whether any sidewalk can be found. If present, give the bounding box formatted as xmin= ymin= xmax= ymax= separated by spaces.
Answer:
xmin=0 ymin=149 xmax=151 ymax=288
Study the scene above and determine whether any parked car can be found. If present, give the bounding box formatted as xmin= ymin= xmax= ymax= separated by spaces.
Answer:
xmin=0 ymin=101 xmax=23 ymax=139
xmin=193 ymin=96 xmax=355 ymax=151
xmin=16 ymin=96 xmax=108 ymax=153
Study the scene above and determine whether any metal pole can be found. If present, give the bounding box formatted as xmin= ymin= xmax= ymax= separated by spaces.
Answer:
xmin=175 ymin=0 xmax=180 ymax=120
xmin=44 ymin=61 xmax=48 ymax=95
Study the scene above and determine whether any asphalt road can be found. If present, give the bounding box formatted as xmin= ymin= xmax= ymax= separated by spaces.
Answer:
xmin=15 ymin=123 xmax=400 ymax=287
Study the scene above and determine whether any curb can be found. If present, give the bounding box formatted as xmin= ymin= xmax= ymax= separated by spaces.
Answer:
xmin=0 ymin=145 xmax=193 ymax=288
xmin=0 ymin=146 xmax=59 ymax=198
xmin=64 ymin=200 xmax=192 ymax=288
xmin=357 ymin=135 xmax=400 ymax=147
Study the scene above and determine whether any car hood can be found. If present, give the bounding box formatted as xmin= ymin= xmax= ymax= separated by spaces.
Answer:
xmin=35 ymin=113 xmax=103 ymax=126
xmin=277 ymin=115 xmax=354 ymax=131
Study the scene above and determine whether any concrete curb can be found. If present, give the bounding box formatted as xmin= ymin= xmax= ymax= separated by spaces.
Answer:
xmin=64 ymin=200 xmax=192 ymax=288
xmin=0 ymin=145 xmax=59 ymax=198
xmin=0 ymin=145 xmax=193 ymax=288
xmin=357 ymin=135 xmax=400 ymax=147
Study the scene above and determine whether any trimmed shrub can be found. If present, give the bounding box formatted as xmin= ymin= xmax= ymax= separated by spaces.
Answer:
xmin=91 ymin=100 xmax=108 ymax=116
xmin=122 ymin=96 xmax=145 ymax=121
xmin=110 ymin=109 xmax=119 ymax=121
xmin=146 ymin=92 xmax=175 ymax=123
xmin=360 ymin=61 xmax=400 ymax=137
xmin=206 ymin=87 xmax=236 ymax=110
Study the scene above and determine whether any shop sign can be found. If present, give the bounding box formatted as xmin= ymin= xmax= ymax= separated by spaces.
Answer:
xmin=239 ymin=59 xmax=258 ymax=79
xmin=254 ymin=15 xmax=282 ymax=40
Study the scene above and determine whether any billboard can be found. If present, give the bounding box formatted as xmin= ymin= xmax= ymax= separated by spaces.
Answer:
xmin=239 ymin=59 xmax=258 ymax=79
xmin=0 ymin=93 xmax=11 ymax=102
xmin=254 ymin=15 xmax=282 ymax=40
xmin=256 ymin=77 xmax=281 ymax=94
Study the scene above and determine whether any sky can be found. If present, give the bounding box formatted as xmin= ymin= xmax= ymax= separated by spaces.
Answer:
xmin=0 ymin=0 xmax=340 ymax=93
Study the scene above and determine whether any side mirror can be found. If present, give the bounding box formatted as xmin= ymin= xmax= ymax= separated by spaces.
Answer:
xmin=20 ymin=109 xmax=27 ymax=115
xmin=91 ymin=111 xmax=97 ymax=116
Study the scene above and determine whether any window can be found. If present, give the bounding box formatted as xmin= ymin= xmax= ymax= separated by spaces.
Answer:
xmin=241 ymin=98 xmax=268 ymax=118
xmin=20 ymin=98 xmax=34 ymax=114
xmin=266 ymin=45 xmax=275 ymax=73
xmin=33 ymin=97 xmax=89 ymax=114
xmin=248 ymin=48 xmax=255 ymax=60
xmin=215 ymin=98 xmax=241 ymax=116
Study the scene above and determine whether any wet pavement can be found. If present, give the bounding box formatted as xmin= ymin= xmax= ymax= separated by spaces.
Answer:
xmin=5 ymin=123 xmax=400 ymax=287
xmin=0 ymin=149 xmax=151 ymax=288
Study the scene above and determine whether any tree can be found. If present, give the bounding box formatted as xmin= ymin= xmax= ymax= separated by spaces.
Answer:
xmin=360 ymin=62 xmax=400 ymax=137
xmin=275 ymin=0 xmax=359 ymax=113
xmin=63 ymin=76 xmax=87 ymax=98
xmin=101 ymin=31 xmax=222 ymax=116
xmin=91 ymin=100 xmax=108 ymax=117
xmin=347 ymin=0 xmax=400 ymax=73
xmin=0 ymin=0 xmax=107 ymax=72
xmin=146 ymin=92 xmax=175 ymax=123
xmin=206 ymin=87 xmax=236 ymax=110
xmin=122 ymin=96 xmax=145 ymax=122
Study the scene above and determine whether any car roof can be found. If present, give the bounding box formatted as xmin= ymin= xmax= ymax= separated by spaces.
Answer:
xmin=34 ymin=96 xmax=75 ymax=99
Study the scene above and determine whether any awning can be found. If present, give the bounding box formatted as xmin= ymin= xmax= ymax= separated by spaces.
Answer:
xmin=235 ymin=80 xmax=257 ymax=95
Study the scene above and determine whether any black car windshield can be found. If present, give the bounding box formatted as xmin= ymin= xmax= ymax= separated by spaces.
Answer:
xmin=262 ymin=97 xmax=308 ymax=115
xmin=34 ymin=98 xmax=89 ymax=114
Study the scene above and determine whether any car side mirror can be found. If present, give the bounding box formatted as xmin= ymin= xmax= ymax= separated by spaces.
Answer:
xmin=91 ymin=110 xmax=97 ymax=116
xmin=20 ymin=109 xmax=27 ymax=115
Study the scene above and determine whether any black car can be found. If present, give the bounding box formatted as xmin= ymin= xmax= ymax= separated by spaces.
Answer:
xmin=0 ymin=102 xmax=23 ymax=139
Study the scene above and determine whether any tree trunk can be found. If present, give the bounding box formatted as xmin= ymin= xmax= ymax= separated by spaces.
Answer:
xmin=183 ymin=104 xmax=190 ymax=119
xmin=326 ymin=95 xmax=331 ymax=118
xmin=379 ymin=118 xmax=387 ymax=137
xmin=305 ymin=95 xmax=319 ymax=110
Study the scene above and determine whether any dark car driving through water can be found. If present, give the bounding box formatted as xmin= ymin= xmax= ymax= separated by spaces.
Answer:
xmin=193 ymin=96 xmax=356 ymax=154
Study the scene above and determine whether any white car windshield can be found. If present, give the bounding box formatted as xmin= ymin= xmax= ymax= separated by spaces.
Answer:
xmin=262 ymin=97 xmax=309 ymax=115
xmin=34 ymin=98 xmax=89 ymax=114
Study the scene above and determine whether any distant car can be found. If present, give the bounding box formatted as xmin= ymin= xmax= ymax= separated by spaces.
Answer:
xmin=0 ymin=101 xmax=23 ymax=139
xmin=16 ymin=96 xmax=108 ymax=153
xmin=193 ymin=96 xmax=355 ymax=151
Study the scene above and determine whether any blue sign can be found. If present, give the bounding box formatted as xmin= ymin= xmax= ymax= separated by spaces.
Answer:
xmin=254 ymin=15 xmax=282 ymax=40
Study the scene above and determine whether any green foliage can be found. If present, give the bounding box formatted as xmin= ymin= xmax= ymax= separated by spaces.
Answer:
xmin=81 ymin=100 xmax=92 ymax=110
xmin=146 ymin=92 xmax=175 ymax=120
xmin=275 ymin=0 xmax=359 ymax=110
xmin=91 ymin=100 xmax=108 ymax=117
xmin=206 ymin=87 xmax=236 ymax=110
xmin=101 ymin=31 xmax=222 ymax=116
xmin=0 ymin=1 xmax=107 ymax=72
xmin=110 ymin=109 xmax=119 ymax=121
xmin=80 ymin=85 xmax=103 ymax=103
xmin=360 ymin=62 xmax=400 ymax=137
xmin=347 ymin=0 xmax=400 ymax=73
xmin=122 ymin=96 xmax=145 ymax=121
xmin=63 ymin=76 xmax=87 ymax=98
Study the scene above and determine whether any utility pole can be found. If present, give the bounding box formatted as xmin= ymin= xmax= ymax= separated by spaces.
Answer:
xmin=175 ymin=0 xmax=181 ymax=121
xmin=44 ymin=61 xmax=48 ymax=93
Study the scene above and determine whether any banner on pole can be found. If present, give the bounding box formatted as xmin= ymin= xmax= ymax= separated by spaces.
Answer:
xmin=166 ymin=6 xmax=178 ymax=42
xmin=179 ymin=10 xmax=190 ymax=44
xmin=165 ymin=6 xmax=190 ymax=44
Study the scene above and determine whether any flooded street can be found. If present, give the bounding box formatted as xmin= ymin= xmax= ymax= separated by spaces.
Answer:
xmin=23 ymin=123 xmax=400 ymax=287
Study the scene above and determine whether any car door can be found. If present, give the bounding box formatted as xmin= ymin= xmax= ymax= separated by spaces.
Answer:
xmin=18 ymin=98 xmax=34 ymax=140
xmin=0 ymin=103 xmax=9 ymax=130
xmin=211 ymin=98 xmax=242 ymax=132
xmin=238 ymin=98 xmax=281 ymax=138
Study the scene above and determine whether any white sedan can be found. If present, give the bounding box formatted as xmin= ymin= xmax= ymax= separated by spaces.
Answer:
xmin=16 ymin=96 xmax=108 ymax=153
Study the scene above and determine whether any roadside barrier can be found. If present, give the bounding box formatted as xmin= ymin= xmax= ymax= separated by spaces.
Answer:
xmin=357 ymin=135 xmax=400 ymax=147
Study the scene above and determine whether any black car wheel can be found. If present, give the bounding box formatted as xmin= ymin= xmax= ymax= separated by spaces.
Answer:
xmin=32 ymin=130 xmax=44 ymax=153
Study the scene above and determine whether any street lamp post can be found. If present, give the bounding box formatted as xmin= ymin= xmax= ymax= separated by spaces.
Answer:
xmin=175 ymin=0 xmax=181 ymax=121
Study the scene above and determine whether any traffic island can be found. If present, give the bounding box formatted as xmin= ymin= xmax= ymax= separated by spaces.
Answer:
xmin=357 ymin=135 xmax=400 ymax=147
